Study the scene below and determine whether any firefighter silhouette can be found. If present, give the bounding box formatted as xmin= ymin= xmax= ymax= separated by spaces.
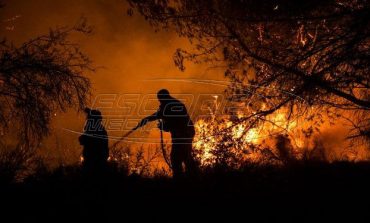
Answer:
xmin=79 ymin=108 xmax=109 ymax=176
xmin=134 ymin=89 xmax=197 ymax=178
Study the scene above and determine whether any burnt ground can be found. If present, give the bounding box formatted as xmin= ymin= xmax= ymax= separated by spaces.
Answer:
xmin=1 ymin=162 xmax=370 ymax=222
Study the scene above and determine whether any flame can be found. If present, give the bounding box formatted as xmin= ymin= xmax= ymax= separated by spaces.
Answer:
xmin=192 ymin=94 xmax=370 ymax=166
xmin=192 ymin=96 xmax=306 ymax=166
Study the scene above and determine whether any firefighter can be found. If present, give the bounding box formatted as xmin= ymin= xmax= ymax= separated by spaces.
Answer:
xmin=134 ymin=89 xmax=197 ymax=178
xmin=79 ymin=108 xmax=109 ymax=177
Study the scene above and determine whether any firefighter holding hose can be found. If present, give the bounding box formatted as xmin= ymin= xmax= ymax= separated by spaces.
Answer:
xmin=134 ymin=89 xmax=197 ymax=179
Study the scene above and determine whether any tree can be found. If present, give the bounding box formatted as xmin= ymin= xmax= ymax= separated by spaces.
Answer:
xmin=128 ymin=0 xmax=370 ymax=145
xmin=0 ymin=19 xmax=93 ymax=146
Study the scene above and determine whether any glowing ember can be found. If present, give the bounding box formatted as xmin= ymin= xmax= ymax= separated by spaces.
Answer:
xmin=192 ymin=96 xmax=306 ymax=166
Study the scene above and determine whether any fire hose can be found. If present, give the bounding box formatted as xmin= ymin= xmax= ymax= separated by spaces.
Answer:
xmin=110 ymin=119 xmax=171 ymax=168
xmin=110 ymin=129 xmax=135 ymax=150
xmin=158 ymin=119 xmax=172 ymax=168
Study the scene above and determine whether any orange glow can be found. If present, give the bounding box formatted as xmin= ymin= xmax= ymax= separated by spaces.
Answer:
xmin=193 ymin=96 xmax=365 ymax=166
xmin=2 ymin=0 xmax=368 ymax=171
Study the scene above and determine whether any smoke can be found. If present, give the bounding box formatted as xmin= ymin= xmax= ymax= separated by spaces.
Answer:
xmin=0 ymin=0 xmax=225 ymax=165
xmin=0 ymin=0 xmax=367 ymax=167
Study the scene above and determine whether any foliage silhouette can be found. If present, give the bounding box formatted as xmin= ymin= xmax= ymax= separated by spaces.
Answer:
xmin=0 ymin=18 xmax=93 ymax=146
xmin=128 ymin=0 xmax=370 ymax=146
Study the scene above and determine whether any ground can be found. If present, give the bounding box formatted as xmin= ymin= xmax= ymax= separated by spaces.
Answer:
xmin=1 ymin=162 xmax=370 ymax=222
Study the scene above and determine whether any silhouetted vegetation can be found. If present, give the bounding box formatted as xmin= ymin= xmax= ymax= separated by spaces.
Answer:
xmin=1 ymin=159 xmax=370 ymax=222
xmin=128 ymin=0 xmax=370 ymax=146
xmin=0 ymin=19 xmax=93 ymax=146
xmin=0 ymin=1 xmax=369 ymax=221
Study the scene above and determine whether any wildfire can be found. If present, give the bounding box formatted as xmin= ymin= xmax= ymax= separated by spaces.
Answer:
xmin=192 ymin=93 xmax=370 ymax=166
xmin=193 ymin=96 xmax=305 ymax=166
